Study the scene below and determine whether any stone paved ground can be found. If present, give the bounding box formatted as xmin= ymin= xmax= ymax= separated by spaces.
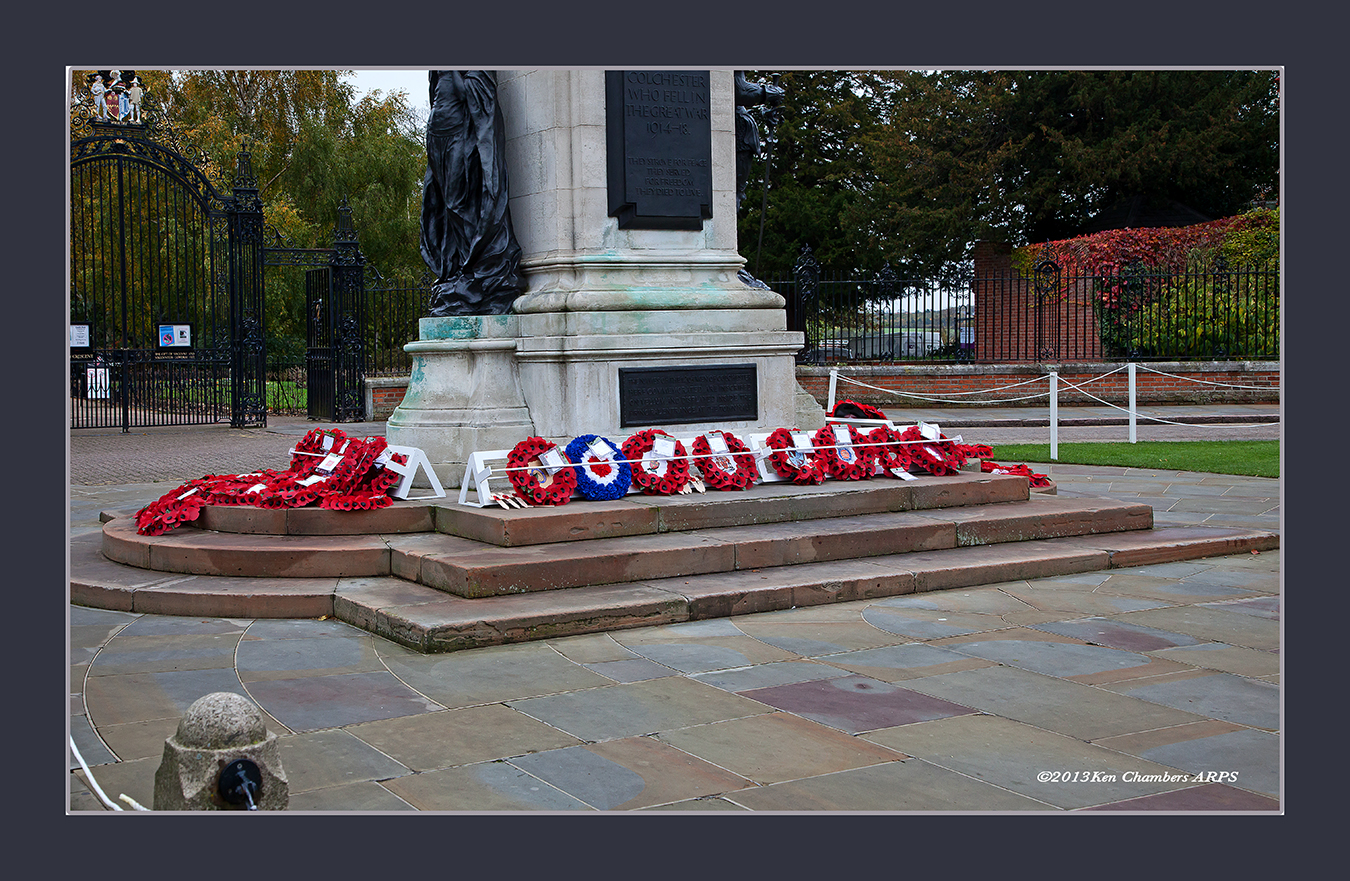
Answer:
xmin=68 ymin=406 xmax=1282 ymax=812
xmin=70 ymin=548 xmax=1281 ymax=812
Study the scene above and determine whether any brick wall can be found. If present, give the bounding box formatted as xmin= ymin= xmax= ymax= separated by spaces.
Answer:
xmin=797 ymin=362 xmax=1280 ymax=409
xmin=972 ymin=241 xmax=1104 ymax=361
xmin=364 ymin=377 xmax=410 ymax=420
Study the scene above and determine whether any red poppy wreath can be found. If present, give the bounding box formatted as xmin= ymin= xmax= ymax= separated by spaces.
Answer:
xmin=506 ymin=437 xmax=577 ymax=505
xmin=621 ymin=429 xmax=690 ymax=495
xmin=867 ymin=426 xmax=916 ymax=478
xmin=133 ymin=429 xmax=409 ymax=535
xmin=764 ymin=427 xmax=827 ymax=485
xmin=692 ymin=430 xmax=758 ymax=491
xmin=899 ymin=426 xmax=963 ymax=476
xmin=812 ymin=423 xmax=876 ymax=480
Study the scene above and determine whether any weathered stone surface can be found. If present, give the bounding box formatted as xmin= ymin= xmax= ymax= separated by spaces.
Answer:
xmin=911 ymin=497 xmax=1153 ymax=546
xmin=410 ymin=585 xmax=690 ymax=652
xmin=1055 ymin=527 xmax=1281 ymax=568
xmin=103 ymin=519 xmax=392 ymax=578
xmin=133 ymin=576 xmax=336 ymax=619
xmin=435 ymin=499 xmax=660 ymax=546
xmin=707 ymin=514 xmax=955 ymax=570
xmin=909 ymin=474 xmax=1029 ymax=509
xmin=420 ymin=532 xmax=738 ymax=598
xmin=153 ymin=692 xmax=288 ymax=811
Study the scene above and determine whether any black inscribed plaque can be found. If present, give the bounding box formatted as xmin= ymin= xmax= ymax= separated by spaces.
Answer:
xmin=619 ymin=364 xmax=758 ymax=427
xmin=606 ymin=70 xmax=713 ymax=230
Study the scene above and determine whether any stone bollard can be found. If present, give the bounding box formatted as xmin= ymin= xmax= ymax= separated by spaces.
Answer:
xmin=153 ymin=692 xmax=288 ymax=811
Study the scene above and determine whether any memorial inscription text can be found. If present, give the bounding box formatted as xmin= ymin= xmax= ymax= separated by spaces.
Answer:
xmin=606 ymin=71 xmax=713 ymax=230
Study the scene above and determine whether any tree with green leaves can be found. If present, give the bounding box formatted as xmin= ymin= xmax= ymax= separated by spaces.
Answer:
xmin=72 ymin=70 xmax=428 ymax=362
xmin=740 ymin=69 xmax=1279 ymax=281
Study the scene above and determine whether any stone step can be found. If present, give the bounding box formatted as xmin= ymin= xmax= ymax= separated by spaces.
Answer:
xmin=70 ymin=525 xmax=1280 ymax=653
xmin=434 ymin=472 xmax=1033 ymax=547
xmin=399 ymin=496 xmax=1153 ymax=598
xmin=100 ymin=494 xmax=1150 ymax=588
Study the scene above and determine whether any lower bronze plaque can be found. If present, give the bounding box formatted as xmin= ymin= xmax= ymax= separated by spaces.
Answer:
xmin=619 ymin=365 xmax=758 ymax=427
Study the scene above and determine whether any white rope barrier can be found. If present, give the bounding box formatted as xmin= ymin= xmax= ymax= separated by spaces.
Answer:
xmin=1057 ymin=377 xmax=1281 ymax=428
xmin=832 ymin=371 xmax=1052 ymax=405
xmin=835 ymin=371 xmax=1054 ymax=396
xmin=492 ymin=435 xmax=968 ymax=475
xmin=1136 ymin=363 xmax=1278 ymax=392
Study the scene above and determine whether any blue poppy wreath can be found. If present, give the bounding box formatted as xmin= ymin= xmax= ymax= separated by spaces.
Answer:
xmin=564 ymin=434 xmax=633 ymax=500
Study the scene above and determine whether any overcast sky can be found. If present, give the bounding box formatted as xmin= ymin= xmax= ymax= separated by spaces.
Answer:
xmin=343 ymin=69 xmax=430 ymax=119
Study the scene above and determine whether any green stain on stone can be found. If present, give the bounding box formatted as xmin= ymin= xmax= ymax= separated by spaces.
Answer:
xmin=422 ymin=316 xmax=485 ymax=340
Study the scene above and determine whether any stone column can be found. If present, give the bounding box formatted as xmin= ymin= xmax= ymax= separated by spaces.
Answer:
xmin=499 ymin=69 xmax=818 ymax=441
xmin=389 ymin=70 xmax=821 ymax=487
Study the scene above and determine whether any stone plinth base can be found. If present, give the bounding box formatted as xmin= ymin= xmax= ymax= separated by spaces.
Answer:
xmin=386 ymin=315 xmax=537 ymax=488
xmin=387 ymin=298 xmax=824 ymax=489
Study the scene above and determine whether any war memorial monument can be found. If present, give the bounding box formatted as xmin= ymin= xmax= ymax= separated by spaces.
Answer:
xmin=386 ymin=69 xmax=824 ymax=486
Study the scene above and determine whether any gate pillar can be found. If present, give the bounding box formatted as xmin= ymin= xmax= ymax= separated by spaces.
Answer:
xmin=228 ymin=146 xmax=267 ymax=427
xmin=329 ymin=201 xmax=367 ymax=422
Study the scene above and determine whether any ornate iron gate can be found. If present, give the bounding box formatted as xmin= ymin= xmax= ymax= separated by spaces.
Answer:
xmin=268 ymin=201 xmax=367 ymax=423
xmin=69 ymin=110 xmax=266 ymax=430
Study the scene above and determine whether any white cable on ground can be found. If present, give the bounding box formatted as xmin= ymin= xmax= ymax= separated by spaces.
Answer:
xmin=70 ymin=736 xmax=123 ymax=811
xmin=1136 ymin=363 xmax=1278 ymax=392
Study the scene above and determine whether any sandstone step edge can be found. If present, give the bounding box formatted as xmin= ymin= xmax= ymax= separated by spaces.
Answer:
xmin=430 ymin=472 xmax=1033 ymax=547
xmin=398 ymin=496 xmax=1153 ymax=599
xmin=331 ymin=525 xmax=1280 ymax=653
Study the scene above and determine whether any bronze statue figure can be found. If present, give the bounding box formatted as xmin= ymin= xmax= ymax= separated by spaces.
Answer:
xmin=734 ymin=71 xmax=785 ymax=213
xmin=420 ymin=71 xmax=527 ymax=316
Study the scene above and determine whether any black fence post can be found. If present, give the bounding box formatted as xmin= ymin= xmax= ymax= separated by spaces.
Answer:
xmin=793 ymin=245 xmax=820 ymax=364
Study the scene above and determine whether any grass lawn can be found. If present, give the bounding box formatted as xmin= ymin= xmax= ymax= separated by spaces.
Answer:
xmin=988 ymin=441 xmax=1279 ymax=478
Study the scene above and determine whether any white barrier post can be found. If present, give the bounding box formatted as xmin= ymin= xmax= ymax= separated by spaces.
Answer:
xmin=1128 ymin=362 xmax=1137 ymax=444
xmin=1049 ymin=371 xmax=1059 ymax=461
xmin=827 ymin=368 xmax=838 ymax=413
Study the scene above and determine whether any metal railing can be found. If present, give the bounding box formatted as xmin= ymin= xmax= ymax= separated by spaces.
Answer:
xmin=779 ymin=248 xmax=1279 ymax=364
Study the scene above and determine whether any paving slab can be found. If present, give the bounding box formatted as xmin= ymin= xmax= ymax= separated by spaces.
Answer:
xmin=738 ymin=674 xmax=979 ymax=734
xmin=862 ymin=714 xmax=1205 ymax=810
xmin=1109 ymin=605 xmax=1281 ymax=651
xmin=655 ymin=712 xmax=906 ymax=786
xmin=243 ymin=671 xmax=444 ymax=732
xmin=1082 ymin=783 xmax=1279 ymax=811
xmin=379 ymin=762 xmax=594 ymax=811
xmin=374 ymin=639 xmax=615 ymax=709
xmin=1093 ymin=723 xmax=1279 ymax=797
xmin=1102 ymin=670 xmax=1280 ymax=731
xmin=84 ymin=668 xmax=248 ymax=727
xmin=508 ymin=737 xmax=755 ymax=810
xmin=899 ymin=665 xmax=1208 ymax=740
xmin=723 ymin=758 xmax=1052 ymax=812
xmin=508 ymin=676 xmax=773 ymax=742
xmin=287 ymin=781 xmax=418 ymax=812
xmin=276 ymin=729 xmax=413 ymax=793
xmin=345 ymin=704 xmax=585 ymax=772
xmin=1148 ymin=642 xmax=1281 ymax=678
xmin=815 ymin=642 xmax=999 ymax=682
